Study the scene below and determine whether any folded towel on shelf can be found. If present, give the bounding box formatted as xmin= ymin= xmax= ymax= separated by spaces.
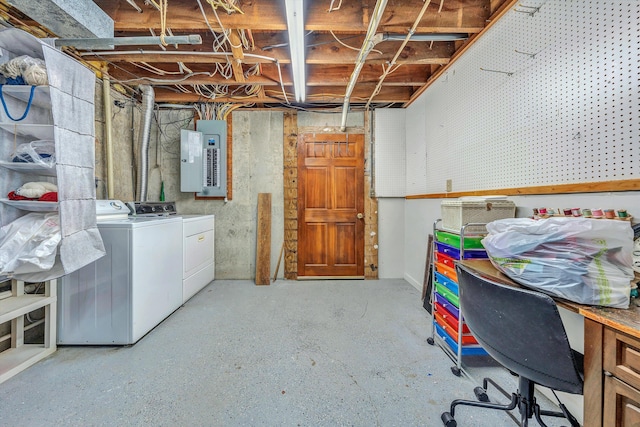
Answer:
xmin=7 ymin=190 xmax=30 ymax=200
xmin=38 ymin=192 xmax=57 ymax=202
xmin=14 ymin=181 xmax=57 ymax=198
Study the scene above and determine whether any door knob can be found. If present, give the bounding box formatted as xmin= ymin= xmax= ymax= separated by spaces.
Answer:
xmin=357 ymin=213 xmax=364 ymax=219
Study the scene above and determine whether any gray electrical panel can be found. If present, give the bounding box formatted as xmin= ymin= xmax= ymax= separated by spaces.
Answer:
xmin=180 ymin=120 xmax=227 ymax=197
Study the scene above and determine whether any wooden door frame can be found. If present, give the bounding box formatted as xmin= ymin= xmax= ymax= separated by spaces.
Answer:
xmin=282 ymin=111 xmax=378 ymax=280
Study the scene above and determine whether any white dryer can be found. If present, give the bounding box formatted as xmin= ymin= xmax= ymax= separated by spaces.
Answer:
xmin=182 ymin=214 xmax=215 ymax=303
xmin=57 ymin=200 xmax=183 ymax=345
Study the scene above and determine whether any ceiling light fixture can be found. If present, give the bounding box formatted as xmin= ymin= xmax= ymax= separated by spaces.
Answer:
xmin=284 ymin=0 xmax=306 ymax=102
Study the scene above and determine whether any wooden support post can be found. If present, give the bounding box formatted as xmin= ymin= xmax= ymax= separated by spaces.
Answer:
xmin=255 ymin=193 xmax=272 ymax=285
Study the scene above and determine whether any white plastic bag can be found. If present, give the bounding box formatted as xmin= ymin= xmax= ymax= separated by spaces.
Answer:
xmin=11 ymin=140 xmax=55 ymax=166
xmin=0 ymin=213 xmax=61 ymax=278
xmin=482 ymin=217 xmax=634 ymax=308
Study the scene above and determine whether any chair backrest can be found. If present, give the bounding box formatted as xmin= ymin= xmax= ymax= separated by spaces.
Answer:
xmin=455 ymin=263 xmax=583 ymax=394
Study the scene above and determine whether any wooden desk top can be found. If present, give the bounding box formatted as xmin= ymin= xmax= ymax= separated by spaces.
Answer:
xmin=459 ymin=259 xmax=640 ymax=340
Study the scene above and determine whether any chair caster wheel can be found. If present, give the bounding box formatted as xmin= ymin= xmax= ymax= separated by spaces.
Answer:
xmin=474 ymin=386 xmax=489 ymax=402
xmin=441 ymin=412 xmax=457 ymax=427
xmin=427 ymin=337 xmax=435 ymax=345
xmin=450 ymin=366 xmax=461 ymax=376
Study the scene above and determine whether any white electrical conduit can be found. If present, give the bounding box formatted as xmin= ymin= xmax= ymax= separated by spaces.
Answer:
xmin=126 ymin=0 xmax=143 ymax=12
xmin=339 ymin=0 xmax=388 ymax=132
xmin=102 ymin=70 xmax=115 ymax=199
xmin=365 ymin=0 xmax=433 ymax=110
xmin=80 ymin=51 xmax=289 ymax=104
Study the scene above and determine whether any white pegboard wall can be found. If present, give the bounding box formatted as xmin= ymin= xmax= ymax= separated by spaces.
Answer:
xmin=374 ymin=109 xmax=406 ymax=197
xmin=417 ymin=0 xmax=640 ymax=194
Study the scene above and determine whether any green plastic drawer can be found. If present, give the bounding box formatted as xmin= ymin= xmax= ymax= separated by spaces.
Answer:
xmin=435 ymin=282 xmax=459 ymax=307
xmin=435 ymin=230 xmax=484 ymax=249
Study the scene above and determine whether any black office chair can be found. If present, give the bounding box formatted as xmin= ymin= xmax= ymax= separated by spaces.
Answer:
xmin=441 ymin=263 xmax=583 ymax=427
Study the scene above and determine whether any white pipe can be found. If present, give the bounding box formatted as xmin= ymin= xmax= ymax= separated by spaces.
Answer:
xmin=340 ymin=0 xmax=388 ymax=131
xmin=102 ymin=71 xmax=115 ymax=199
xmin=136 ymin=85 xmax=155 ymax=202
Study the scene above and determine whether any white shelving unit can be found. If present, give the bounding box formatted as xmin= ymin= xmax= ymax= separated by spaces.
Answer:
xmin=0 ymin=28 xmax=100 ymax=383
xmin=0 ymin=279 xmax=56 ymax=383
xmin=0 ymin=82 xmax=57 ymax=384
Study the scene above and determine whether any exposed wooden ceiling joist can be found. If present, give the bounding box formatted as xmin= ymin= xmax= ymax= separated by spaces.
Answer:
xmin=0 ymin=0 xmax=513 ymax=109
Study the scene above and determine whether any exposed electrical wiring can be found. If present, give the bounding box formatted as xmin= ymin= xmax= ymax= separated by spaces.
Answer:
xmin=244 ymin=29 xmax=255 ymax=51
xmin=144 ymin=0 xmax=161 ymax=11
xmin=196 ymin=0 xmax=235 ymax=79
xmin=126 ymin=0 xmax=143 ymax=12
xmin=178 ymin=62 xmax=193 ymax=74
xmin=364 ymin=0 xmax=433 ymax=109
xmin=330 ymin=30 xmax=383 ymax=55
xmin=328 ymin=0 xmax=343 ymax=12
xmin=158 ymin=0 xmax=169 ymax=46
xmin=206 ymin=0 xmax=244 ymax=15
xmin=131 ymin=61 xmax=183 ymax=75
xmin=193 ymin=101 xmax=244 ymax=121
xmin=82 ymin=50 xmax=290 ymax=104
xmin=119 ymin=71 xmax=215 ymax=84
xmin=148 ymin=28 xmax=165 ymax=51
xmin=76 ymin=0 xmax=286 ymax=106
xmin=175 ymin=84 xmax=192 ymax=93
xmin=166 ymin=28 xmax=179 ymax=49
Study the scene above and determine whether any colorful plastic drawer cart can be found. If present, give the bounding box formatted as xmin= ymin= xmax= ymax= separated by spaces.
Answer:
xmin=428 ymin=220 xmax=489 ymax=376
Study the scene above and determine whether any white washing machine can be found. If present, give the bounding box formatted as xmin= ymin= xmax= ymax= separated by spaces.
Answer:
xmin=128 ymin=204 xmax=216 ymax=303
xmin=57 ymin=200 xmax=183 ymax=345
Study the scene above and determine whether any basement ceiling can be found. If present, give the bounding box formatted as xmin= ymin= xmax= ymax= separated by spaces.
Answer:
xmin=2 ymin=0 xmax=512 ymax=110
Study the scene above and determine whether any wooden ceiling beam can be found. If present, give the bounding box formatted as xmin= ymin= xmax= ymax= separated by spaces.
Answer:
xmin=106 ymin=70 xmax=282 ymax=86
xmin=84 ymin=38 xmax=453 ymax=66
xmin=85 ymin=0 xmax=511 ymax=107
xmin=94 ymin=0 xmax=489 ymax=32
xmin=107 ymin=62 xmax=430 ymax=87
xmin=153 ymin=85 xmax=412 ymax=104
xmin=227 ymin=29 xmax=246 ymax=83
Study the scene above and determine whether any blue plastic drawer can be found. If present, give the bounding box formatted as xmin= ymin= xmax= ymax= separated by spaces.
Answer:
xmin=434 ymin=323 xmax=487 ymax=356
xmin=435 ymin=271 xmax=459 ymax=295
xmin=435 ymin=242 xmax=488 ymax=260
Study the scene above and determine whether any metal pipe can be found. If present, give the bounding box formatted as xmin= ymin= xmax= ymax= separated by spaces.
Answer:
xmin=365 ymin=1 xmax=433 ymax=110
xmin=54 ymin=35 xmax=202 ymax=49
xmin=102 ymin=69 xmax=115 ymax=199
xmin=136 ymin=85 xmax=155 ymax=202
xmin=383 ymin=33 xmax=468 ymax=42
xmin=340 ymin=0 xmax=388 ymax=132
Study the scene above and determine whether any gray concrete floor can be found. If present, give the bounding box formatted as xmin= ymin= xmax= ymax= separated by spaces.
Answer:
xmin=0 ymin=279 xmax=571 ymax=426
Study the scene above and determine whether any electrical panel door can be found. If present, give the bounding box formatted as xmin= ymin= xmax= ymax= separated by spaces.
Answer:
xmin=179 ymin=120 xmax=227 ymax=197
xmin=180 ymin=129 xmax=203 ymax=192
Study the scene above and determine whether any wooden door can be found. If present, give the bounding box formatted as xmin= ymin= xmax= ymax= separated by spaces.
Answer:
xmin=297 ymin=133 xmax=365 ymax=278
